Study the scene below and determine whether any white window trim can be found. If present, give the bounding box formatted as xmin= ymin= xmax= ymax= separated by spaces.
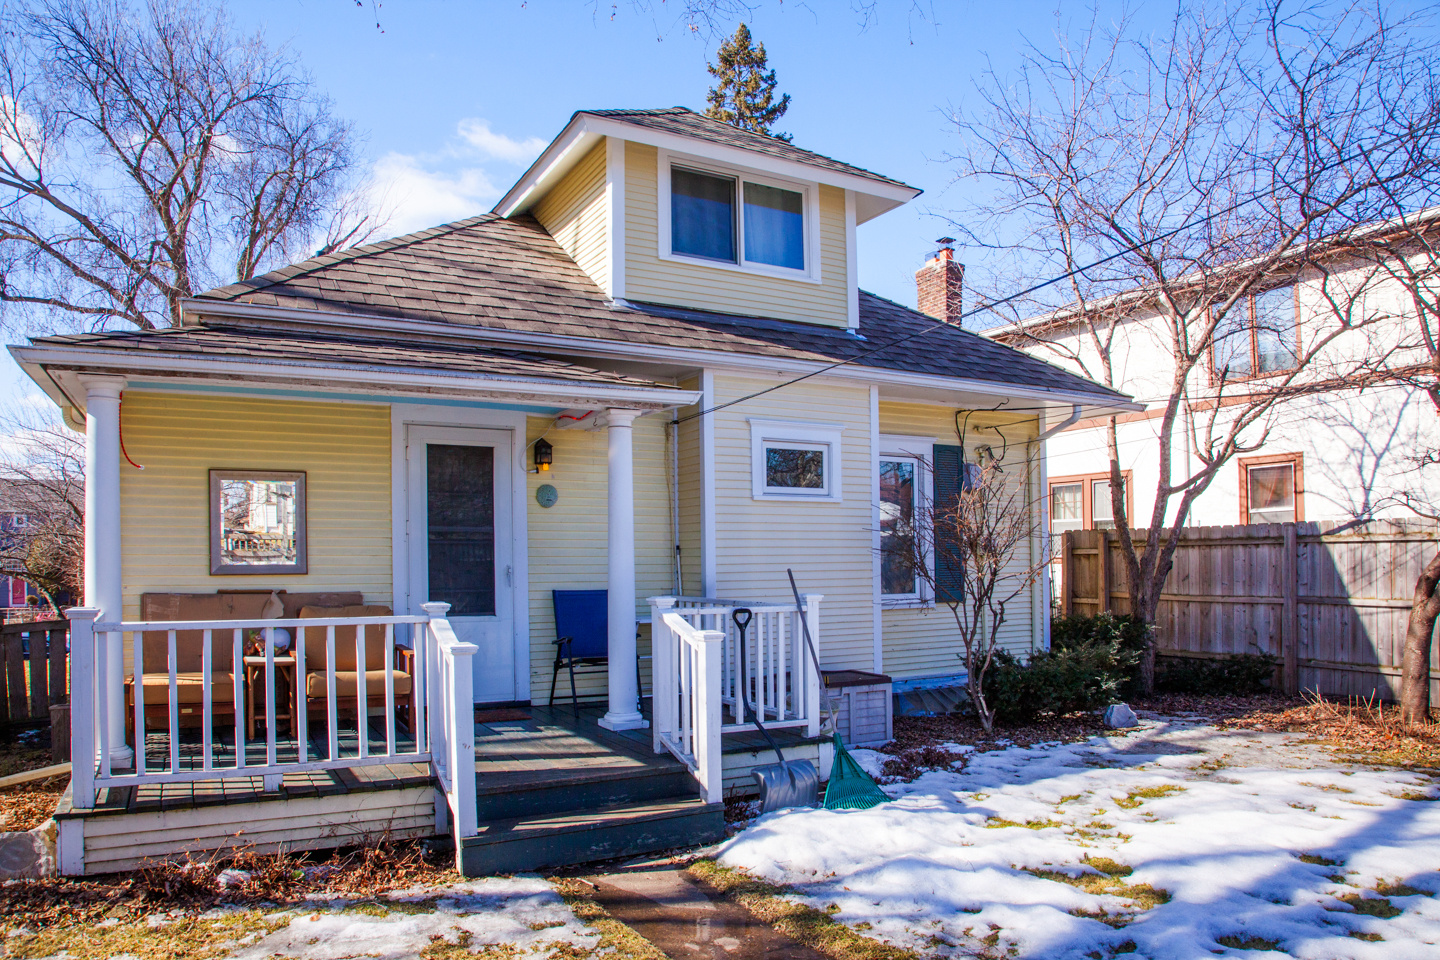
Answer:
xmin=657 ymin=148 xmax=823 ymax=284
xmin=750 ymin=418 xmax=843 ymax=501
xmin=879 ymin=434 xmax=934 ymax=606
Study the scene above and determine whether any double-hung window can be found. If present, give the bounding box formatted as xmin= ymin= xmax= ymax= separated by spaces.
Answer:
xmin=1213 ymin=285 xmax=1299 ymax=381
xmin=668 ymin=161 xmax=811 ymax=276
xmin=1049 ymin=472 xmax=1130 ymax=534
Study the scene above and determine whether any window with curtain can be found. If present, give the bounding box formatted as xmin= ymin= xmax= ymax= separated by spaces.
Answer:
xmin=670 ymin=163 xmax=807 ymax=273
xmin=1246 ymin=462 xmax=1297 ymax=523
xmin=1051 ymin=483 xmax=1084 ymax=533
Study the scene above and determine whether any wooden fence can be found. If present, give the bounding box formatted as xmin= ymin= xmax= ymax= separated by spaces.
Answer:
xmin=1058 ymin=520 xmax=1440 ymax=700
xmin=0 ymin=619 xmax=69 ymax=723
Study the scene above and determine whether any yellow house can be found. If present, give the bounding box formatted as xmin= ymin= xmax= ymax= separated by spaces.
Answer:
xmin=10 ymin=107 xmax=1135 ymax=876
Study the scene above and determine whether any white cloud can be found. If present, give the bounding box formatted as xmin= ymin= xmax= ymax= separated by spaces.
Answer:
xmin=455 ymin=119 xmax=547 ymax=164
xmin=367 ymin=151 xmax=502 ymax=238
xmin=364 ymin=118 xmax=546 ymax=240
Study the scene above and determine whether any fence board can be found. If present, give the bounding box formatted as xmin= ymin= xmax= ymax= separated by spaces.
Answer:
xmin=1059 ymin=521 xmax=1440 ymax=701
xmin=0 ymin=620 xmax=70 ymax=723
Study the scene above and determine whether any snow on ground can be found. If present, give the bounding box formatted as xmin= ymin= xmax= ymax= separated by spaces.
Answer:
xmin=720 ymin=718 xmax=1440 ymax=960
xmin=227 ymin=876 xmax=597 ymax=960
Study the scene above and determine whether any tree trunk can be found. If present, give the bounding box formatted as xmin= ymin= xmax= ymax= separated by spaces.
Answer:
xmin=1401 ymin=548 xmax=1440 ymax=725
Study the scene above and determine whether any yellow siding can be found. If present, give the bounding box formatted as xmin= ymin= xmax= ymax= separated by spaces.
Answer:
xmin=533 ymin=140 xmax=609 ymax=292
xmin=118 ymin=393 xmax=392 ymax=620
xmin=711 ymin=374 xmax=874 ymax=670
xmin=525 ymin=414 xmax=674 ymax=702
xmin=878 ymin=401 xmax=1041 ymax=679
xmin=623 ymin=142 xmax=851 ymax=327
xmin=675 ymin=376 xmax=704 ymax=596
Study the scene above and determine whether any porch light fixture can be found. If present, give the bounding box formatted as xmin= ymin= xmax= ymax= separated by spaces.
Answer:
xmin=533 ymin=437 xmax=553 ymax=472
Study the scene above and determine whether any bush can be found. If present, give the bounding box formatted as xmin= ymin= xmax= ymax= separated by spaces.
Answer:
xmin=1155 ymin=653 xmax=1278 ymax=695
xmin=980 ymin=614 xmax=1153 ymax=726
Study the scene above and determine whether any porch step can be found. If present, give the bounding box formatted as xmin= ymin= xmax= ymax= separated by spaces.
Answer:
xmin=458 ymin=797 xmax=725 ymax=876
xmin=474 ymin=765 xmax=698 ymax=821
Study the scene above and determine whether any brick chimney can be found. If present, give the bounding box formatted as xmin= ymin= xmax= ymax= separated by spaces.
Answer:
xmin=916 ymin=238 xmax=964 ymax=324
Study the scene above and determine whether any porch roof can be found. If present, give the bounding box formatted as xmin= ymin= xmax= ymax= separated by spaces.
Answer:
xmin=11 ymin=323 xmax=701 ymax=413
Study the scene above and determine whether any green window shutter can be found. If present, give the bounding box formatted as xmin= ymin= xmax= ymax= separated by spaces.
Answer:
xmin=933 ymin=444 xmax=965 ymax=603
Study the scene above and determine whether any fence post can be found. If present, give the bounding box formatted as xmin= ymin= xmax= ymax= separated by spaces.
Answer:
xmin=1098 ymin=529 xmax=1111 ymax=614
xmin=1061 ymin=531 xmax=1075 ymax=616
xmin=649 ymin=597 xmax=676 ymax=754
xmin=694 ymin=628 xmax=724 ymax=805
xmin=66 ymin=607 xmax=99 ymax=811
xmin=1282 ymin=524 xmax=1299 ymax=695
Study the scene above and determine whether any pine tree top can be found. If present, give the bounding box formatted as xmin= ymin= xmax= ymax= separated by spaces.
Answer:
xmin=704 ymin=23 xmax=791 ymax=142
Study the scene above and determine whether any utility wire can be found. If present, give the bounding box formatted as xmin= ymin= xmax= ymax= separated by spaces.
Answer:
xmin=671 ymin=134 xmax=1418 ymax=426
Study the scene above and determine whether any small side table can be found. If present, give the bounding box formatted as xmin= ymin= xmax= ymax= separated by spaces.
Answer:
xmin=244 ymin=655 xmax=298 ymax=739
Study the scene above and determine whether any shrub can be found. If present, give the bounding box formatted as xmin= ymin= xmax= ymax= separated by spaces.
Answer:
xmin=1154 ymin=653 xmax=1278 ymax=695
xmin=981 ymin=614 xmax=1152 ymax=725
xmin=1051 ymin=613 xmax=1150 ymax=691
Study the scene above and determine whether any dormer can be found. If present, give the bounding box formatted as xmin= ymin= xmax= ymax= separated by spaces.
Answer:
xmin=494 ymin=108 xmax=920 ymax=330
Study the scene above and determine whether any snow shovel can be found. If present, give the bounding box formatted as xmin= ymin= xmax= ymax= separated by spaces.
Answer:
xmin=788 ymin=569 xmax=890 ymax=811
xmin=732 ymin=607 xmax=819 ymax=812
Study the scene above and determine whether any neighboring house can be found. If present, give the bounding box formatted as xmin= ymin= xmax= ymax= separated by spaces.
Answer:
xmin=9 ymin=107 xmax=1131 ymax=876
xmin=985 ymin=225 xmax=1440 ymax=536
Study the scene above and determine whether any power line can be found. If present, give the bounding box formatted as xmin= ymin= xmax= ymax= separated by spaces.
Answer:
xmin=672 ymin=132 xmax=1420 ymax=426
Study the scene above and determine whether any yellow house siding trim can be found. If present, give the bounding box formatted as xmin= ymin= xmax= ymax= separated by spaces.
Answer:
xmin=877 ymin=400 xmax=1041 ymax=679
xmin=525 ymin=414 xmax=674 ymax=702
xmin=117 ymin=392 xmax=392 ymax=621
xmin=711 ymin=373 xmax=875 ymax=670
xmin=623 ymin=142 xmax=851 ymax=327
xmin=676 ymin=376 xmax=704 ymax=596
xmin=533 ymin=140 xmax=609 ymax=294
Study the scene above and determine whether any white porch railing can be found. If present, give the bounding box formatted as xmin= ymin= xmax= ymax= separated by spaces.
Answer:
xmin=64 ymin=605 xmax=475 ymax=824
xmin=649 ymin=595 xmax=823 ymax=803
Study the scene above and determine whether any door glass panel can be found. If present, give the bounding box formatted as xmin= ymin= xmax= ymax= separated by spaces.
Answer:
xmin=427 ymin=444 xmax=495 ymax=617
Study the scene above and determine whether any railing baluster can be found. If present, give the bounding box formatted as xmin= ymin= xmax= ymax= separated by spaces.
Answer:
xmin=264 ymin=627 xmax=276 ymax=769
xmin=413 ymin=623 xmax=427 ymax=755
xmin=98 ymin=627 xmax=111 ymax=780
xmin=356 ymin=623 xmax=368 ymax=760
xmin=167 ymin=629 xmax=179 ymax=774
xmin=233 ymin=629 xmax=244 ymax=770
xmin=326 ymin=625 xmax=338 ymax=761
xmin=296 ymin=626 xmax=308 ymax=764
xmin=384 ymin=623 xmax=395 ymax=757
xmin=202 ymin=629 xmax=213 ymax=772
xmin=130 ymin=629 xmax=142 ymax=776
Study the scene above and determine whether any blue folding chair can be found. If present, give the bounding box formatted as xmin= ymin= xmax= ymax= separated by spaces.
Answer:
xmin=550 ymin=589 xmax=643 ymax=717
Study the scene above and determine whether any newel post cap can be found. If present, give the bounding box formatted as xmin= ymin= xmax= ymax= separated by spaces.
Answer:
xmin=421 ymin=602 xmax=452 ymax=618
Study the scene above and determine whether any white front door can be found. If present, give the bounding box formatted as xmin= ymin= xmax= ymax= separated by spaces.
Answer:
xmin=406 ymin=426 xmax=516 ymax=704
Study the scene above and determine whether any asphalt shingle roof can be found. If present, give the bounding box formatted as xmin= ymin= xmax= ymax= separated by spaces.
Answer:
xmin=190 ymin=213 xmax=1127 ymax=404
xmin=30 ymin=324 xmax=669 ymax=388
xmin=579 ymin=107 xmax=915 ymax=191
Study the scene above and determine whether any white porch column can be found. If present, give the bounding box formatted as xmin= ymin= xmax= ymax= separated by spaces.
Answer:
xmin=599 ymin=407 xmax=646 ymax=731
xmin=83 ymin=377 xmax=131 ymax=764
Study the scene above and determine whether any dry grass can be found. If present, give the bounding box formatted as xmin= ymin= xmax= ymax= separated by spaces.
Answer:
xmin=1331 ymin=892 xmax=1402 ymax=918
xmin=0 ymin=836 xmax=452 ymax=933
xmin=1220 ymin=693 xmax=1440 ymax=770
xmin=1028 ymin=856 xmax=1170 ymax=929
xmin=1113 ymin=785 xmax=1184 ymax=810
xmin=4 ymin=908 xmax=284 ymax=960
xmin=687 ymin=858 xmax=918 ymax=960
xmin=1215 ymin=934 xmax=1282 ymax=950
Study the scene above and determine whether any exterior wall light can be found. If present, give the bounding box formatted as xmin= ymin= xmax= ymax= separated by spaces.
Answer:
xmin=534 ymin=437 xmax=553 ymax=472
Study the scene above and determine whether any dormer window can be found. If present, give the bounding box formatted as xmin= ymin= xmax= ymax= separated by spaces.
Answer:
xmin=662 ymin=154 xmax=818 ymax=281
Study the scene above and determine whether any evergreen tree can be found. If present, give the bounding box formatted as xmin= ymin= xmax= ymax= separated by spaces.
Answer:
xmin=705 ymin=24 xmax=791 ymax=141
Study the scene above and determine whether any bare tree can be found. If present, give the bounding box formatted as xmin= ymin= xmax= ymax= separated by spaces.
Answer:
xmin=0 ymin=0 xmax=376 ymax=334
xmin=956 ymin=2 xmax=1440 ymax=691
xmin=0 ymin=407 xmax=84 ymax=609
xmin=890 ymin=440 xmax=1049 ymax=732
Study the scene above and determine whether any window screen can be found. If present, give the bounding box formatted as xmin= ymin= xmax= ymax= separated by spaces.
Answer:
xmin=671 ymin=167 xmax=736 ymax=262
xmin=743 ymin=182 xmax=804 ymax=269
xmin=427 ymin=444 xmax=496 ymax=617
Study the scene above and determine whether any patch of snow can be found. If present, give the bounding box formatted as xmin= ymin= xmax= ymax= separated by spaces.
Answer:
xmin=228 ymin=876 xmax=598 ymax=960
xmin=719 ymin=719 xmax=1440 ymax=959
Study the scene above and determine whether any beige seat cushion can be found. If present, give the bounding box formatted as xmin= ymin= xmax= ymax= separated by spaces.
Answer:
xmin=305 ymin=670 xmax=412 ymax=699
xmin=135 ymin=673 xmax=237 ymax=705
xmin=297 ymin=605 xmax=395 ymax=671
